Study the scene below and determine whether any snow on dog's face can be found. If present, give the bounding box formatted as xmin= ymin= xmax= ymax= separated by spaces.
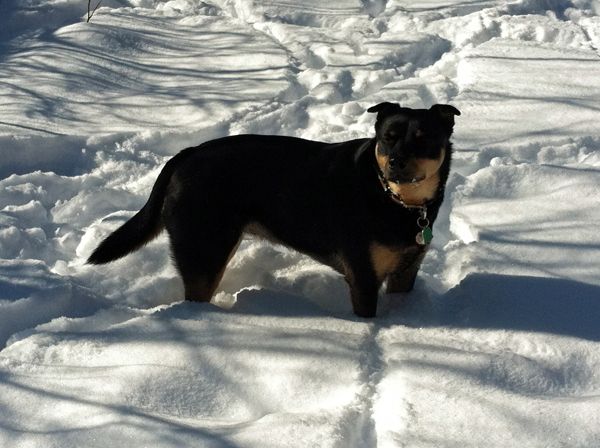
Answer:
xmin=368 ymin=102 xmax=460 ymax=185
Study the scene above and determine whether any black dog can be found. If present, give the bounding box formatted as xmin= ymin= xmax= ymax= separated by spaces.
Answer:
xmin=88 ymin=102 xmax=460 ymax=317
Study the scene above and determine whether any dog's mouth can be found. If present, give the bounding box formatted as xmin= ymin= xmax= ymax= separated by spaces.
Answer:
xmin=375 ymin=144 xmax=445 ymax=188
xmin=388 ymin=173 xmax=426 ymax=185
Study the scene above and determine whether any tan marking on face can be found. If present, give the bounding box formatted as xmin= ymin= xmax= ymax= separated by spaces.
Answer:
xmin=418 ymin=147 xmax=446 ymax=179
xmin=370 ymin=242 xmax=402 ymax=282
xmin=377 ymin=146 xmax=446 ymax=207
xmin=375 ymin=148 xmax=389 ymax=176
xmin=388 ymin=172 xmax=440 ymax=206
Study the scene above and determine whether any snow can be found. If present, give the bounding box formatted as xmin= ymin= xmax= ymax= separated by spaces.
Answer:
xmin=1 ymin=0 xmax=600 ymax=446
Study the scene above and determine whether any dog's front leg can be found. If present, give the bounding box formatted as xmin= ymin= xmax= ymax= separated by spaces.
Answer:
xmin=385 ymin=247 xmax=427 ymax=294
xmin=342 ymin=256 xmax=381 ymax=318
xmin=348 ymin=279 xmax=380 ymax=318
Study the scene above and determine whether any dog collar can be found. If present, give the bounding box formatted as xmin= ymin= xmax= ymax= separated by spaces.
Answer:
xmin=374 ymin=145 xmax=434 ymax=246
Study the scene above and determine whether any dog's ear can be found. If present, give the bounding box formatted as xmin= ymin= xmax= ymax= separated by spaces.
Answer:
xmin=368 ymin=103 xmax=403 ymax=133
xmin=367 ymin=102 xmax=402 ymax=117
xmin=430 ymin=104 xmax=461 ymax=128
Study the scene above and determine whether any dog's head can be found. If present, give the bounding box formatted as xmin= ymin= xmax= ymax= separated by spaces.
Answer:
xmin=368 ymin=102 xmax=460 ymax=185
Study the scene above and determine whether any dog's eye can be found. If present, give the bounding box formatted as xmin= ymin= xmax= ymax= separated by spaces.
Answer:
xmin=385 ymin=131 xmax=398 ymax=139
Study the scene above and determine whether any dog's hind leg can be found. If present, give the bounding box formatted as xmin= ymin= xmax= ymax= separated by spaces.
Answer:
xmin=166 ymin=214 xmax=242 ymax=302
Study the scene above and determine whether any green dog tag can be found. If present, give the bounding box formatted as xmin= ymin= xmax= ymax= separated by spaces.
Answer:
xmin=416 ymin=226 xmax=433 ymax=245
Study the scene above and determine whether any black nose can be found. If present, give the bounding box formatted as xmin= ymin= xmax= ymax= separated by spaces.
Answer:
xmin=389 ymin=158 xmax=406 ymax=169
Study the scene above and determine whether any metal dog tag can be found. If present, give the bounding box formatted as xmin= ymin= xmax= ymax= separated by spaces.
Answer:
xmin=416 ymin=226 xmax=433 ymax=246
xmin=416 ymin=208 xmax=432 ymax=246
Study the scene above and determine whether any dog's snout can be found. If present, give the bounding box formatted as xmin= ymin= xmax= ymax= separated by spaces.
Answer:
xmin=389 ymin=157 xmax=406 ymax=169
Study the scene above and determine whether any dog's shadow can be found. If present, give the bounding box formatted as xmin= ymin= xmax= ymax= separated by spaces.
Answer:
xmin=421 ymin=273 xmax=600 ymax=342
xmin=224 ymin=273 xmax=600 ymax=342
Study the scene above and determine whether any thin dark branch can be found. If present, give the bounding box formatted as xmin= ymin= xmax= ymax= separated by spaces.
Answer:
xmin=87 ymin=0 xmax=104 ymax=23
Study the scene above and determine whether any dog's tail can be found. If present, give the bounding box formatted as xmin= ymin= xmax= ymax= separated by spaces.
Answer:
xmin=87 ymin=152 xmax=184 ymax=265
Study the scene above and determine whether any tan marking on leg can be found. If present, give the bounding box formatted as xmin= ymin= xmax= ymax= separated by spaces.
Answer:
xmin=370 ymin=243 xmax=402 ymax=282
xmin=386 ymin=247 xmax=427 ymax=294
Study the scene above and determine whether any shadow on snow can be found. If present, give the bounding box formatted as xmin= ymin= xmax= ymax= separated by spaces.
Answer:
xmin=428 ymin=273 xmax=600 ymax=342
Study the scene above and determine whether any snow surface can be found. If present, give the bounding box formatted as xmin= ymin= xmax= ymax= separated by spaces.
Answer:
xmin=1 ymin=0 xmax=600 ymax=446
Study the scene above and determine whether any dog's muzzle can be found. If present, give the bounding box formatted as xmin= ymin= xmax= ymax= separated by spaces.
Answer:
xmin=387 ymin=158 xmax=424 ymax=184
